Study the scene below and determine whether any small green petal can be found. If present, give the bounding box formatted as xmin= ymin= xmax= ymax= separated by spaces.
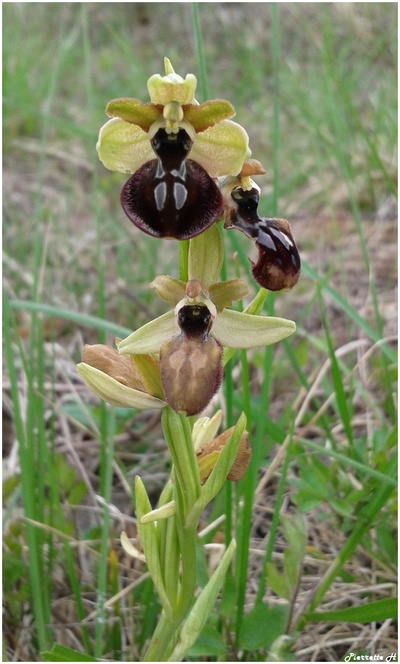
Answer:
xmin=150 ymin=275 xmax=186 ymax=306
xmin=77 ymin=363 xmax=166 ymax=409
xmin=188 ymin=224 xmax=224 ymax=288
xmin=105 ymin=98 xmax=162 ymax=131
xmin=118 ymin=311 xmax=178 ymax=355
xmin=190 ymin=120 xmax=251 ymax=177
xmin=208 ymin=279 xmax=249 ymax=312
xmin=140 ymin=500 xmax=176 ymax=523
xmin=192 ymin=410 xmax=222 ymax=450
xmin=183 ymin=99 xmax=235 ymax=132
xmin=212 ymin=310 xmax=296 ymax=349
xmin=147 ymin=72 xmax=197 ymax=105
xmin=96 ymin=118 xmax=153 ymax=173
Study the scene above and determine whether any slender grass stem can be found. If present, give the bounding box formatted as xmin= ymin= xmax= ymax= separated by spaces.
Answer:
xmin=191 ymin=3 xmax=208 ymax=100
xmin=271 ymin=2 xmax=281 ymax=216
xmin=178 ymin=240 xmax=190 ymax=283
xmin=93 ymin=409 xmax=116 ymax=657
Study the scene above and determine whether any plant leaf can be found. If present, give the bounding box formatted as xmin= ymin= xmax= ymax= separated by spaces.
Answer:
xmin=168 ymin=539 xmax=236 ymax=661
xmin=308 ymin=597 xmax=398 ymax=623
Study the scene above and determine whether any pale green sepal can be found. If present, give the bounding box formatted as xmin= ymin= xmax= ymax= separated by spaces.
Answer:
xmin=212 ymin=309 xmax=296 ymax=349
xmin=120 ymin=532 xmax=146 ymax=561
xmin=118 ymin=311 xmax=178 ymax=355
xmin=150 ymin=275 xmax=186 ymax=306
xmin=187 ymin=413 xmax=246 ymax=528
xmin=208 ymin=279 xmax=250 ymax=312
xmin=76 ymin=363 xmax=166 ymax=409
xmin=188 ymin=224 xmax=223 ymax=288
xmin=105 ymin=98 xmax=162 ymax=130
xmin=147 ymin=72 xmax=197 ymax=105
xmin=96 ymin=117 xmax=153 ymax=174
xmin=135 ymin=476 xmax=173 ymax=618
xmin=192 ymin=410 xmax=222 ymax=451
xmin=140 ymin=500 xmax=176 ymax=524
xmin=183 ymin=99 xmax=235 ymax=132
xmin=168 ymin=539 xmax=237 ymax=662
xmin=190 ymin=120 xmax=251 ymax=177
xmin=221 ymin=288 xmax=268 ymax=365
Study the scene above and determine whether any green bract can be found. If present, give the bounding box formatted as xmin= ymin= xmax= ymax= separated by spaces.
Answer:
xmin=97 ymin=57 xmax=251 ymax=178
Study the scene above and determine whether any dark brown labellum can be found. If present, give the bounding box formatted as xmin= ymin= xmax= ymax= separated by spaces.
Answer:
xmin=226 ymin=187 xmax=301 ymax=291
xmin=120 ymin=128 xmax=223 ymax=240
xmin=159 ymin=304 xmax=223 ymax=416
xmin=251 ymin=217 xmax=301 ymax=291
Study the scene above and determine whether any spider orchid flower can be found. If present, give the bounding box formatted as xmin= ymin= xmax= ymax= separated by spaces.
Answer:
xmin=97 ymin=58 xmax=251 ymax=239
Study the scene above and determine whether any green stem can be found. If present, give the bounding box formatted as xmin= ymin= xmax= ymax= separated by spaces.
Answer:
xmin=177 ymin=522 xmax=198 ymax=616
xmin=178 ymin=240 xmax=190 ymax=282
xmin=143 ymin=409 xmax=201 ymax=660
xmin=162 ymin=409 xmax=201 ymax=518
xmin=143 ymin=611 xmax=180 ymax=662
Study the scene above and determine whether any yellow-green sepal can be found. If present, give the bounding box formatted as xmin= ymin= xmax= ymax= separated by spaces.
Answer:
xmin=118 ymin=311 xmax=178 ymax=355
xmin=96 ymin=117 xmax=153 ymax=173
xmin=213 ymin=309 xmax=296 ymax=349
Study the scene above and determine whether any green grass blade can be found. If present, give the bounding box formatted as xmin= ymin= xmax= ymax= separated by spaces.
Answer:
xmin=296 ymin=434 xmax=397 ymax=488
xmin=42 ymin=644 xmax=98 ymax=662
xmin=3 ymin=297 xmax=53 ymax=649
xmin=301 ymin=261 xmax=396 ymax=363
xmin=308 ymin=596 xmax=397 ymax=623
xmin=191 ymin=3 xmax=208 ymax=100
xmin=319 ymin=292 xmax=354 ymax=447
xmin=8 ymin=300 xmax=132 ymax=338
